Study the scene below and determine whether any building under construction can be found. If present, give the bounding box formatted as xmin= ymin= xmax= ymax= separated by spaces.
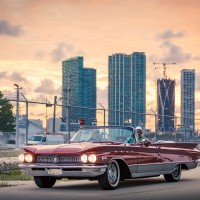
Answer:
xmin=157 ymin=79 xmax=175 ymax=132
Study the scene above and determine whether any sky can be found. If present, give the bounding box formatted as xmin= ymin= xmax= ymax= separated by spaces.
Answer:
xmin=0 ymin=0 xmax=200 ymax=129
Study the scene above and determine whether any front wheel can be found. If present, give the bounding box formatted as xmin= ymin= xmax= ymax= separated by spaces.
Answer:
xmin=164 ymin=164 xmax=182 ymax=182
xmin=34 ymin=176 xmax=56 ymax=188
xmin=98 ymin=160 xmax=120 ymax=190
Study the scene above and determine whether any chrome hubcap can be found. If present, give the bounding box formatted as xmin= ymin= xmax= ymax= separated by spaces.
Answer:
xmin=108 ymin=163 xmax=118 ymax=184
xmin=173 ymin=165 xmax=180 ymax=178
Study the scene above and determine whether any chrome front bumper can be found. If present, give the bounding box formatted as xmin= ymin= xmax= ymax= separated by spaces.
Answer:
xmin=19 ymin=163 xmax=107 ymax=178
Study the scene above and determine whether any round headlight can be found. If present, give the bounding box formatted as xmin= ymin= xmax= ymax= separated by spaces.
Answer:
xmin=81 ymin=154 xmax=88 ymax=163
xmin=25 ymin=154 xmax=33 ymax=163
xmin=18 ymin=153 xmax=25 ymax=162
xmin=88 ymin=154 xmax=97 ymax=163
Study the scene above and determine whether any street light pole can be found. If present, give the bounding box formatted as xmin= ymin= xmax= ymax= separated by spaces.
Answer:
xmin=14 ymin=84 xmax=22 ymax=148
xmin=99 ymin=103 xmax=105 ymax=126
xmin=21 ymin=93 xmax=28 ymax=145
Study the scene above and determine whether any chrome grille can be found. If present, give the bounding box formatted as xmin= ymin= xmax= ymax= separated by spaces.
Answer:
xmin=36 ymin=155 xmax=81 ymax=164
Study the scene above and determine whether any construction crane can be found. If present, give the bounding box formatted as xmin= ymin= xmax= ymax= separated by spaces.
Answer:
xmin=153 ymin=62 xmax=177 ymax=79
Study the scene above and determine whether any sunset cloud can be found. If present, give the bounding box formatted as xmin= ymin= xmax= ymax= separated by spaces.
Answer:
xmin=0 ymin=19 xmax=23 ymax=36
xmin=160 ymin=41 xmax=192 ymax=63
xmin=34 ymin=79 xmax=60 ymax=95
xmin=51 ymin=42 xmax=84 ymax=62
xmin=0 ymin=71 xmax=28 ymax=83
xmin=157 ymin=30 xmax=185 ymax=40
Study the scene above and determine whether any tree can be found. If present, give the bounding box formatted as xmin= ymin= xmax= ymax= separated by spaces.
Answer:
xmin=0 ymin=91 xmax=15 ymax=132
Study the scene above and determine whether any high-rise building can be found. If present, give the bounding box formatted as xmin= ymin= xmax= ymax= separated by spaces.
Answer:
xmin=108 ymin=52 xmax=146 ymax=128
xmin=82 ymin=68 xmax=96 ymax=124
xmin=181 ymin=69 xmax=195 ymax=133
xmin=62 ymin=56 xmax=96 ymax=127
xmin=157 ymin=79 xmax=175 ymax=132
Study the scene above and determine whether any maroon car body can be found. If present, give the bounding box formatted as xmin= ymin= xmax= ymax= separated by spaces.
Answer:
xmin=19 ymin=126 xmax=200 ymax=190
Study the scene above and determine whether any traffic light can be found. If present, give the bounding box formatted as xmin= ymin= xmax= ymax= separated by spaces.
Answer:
xmin=79 ymin=118 xmax=85 ymax=126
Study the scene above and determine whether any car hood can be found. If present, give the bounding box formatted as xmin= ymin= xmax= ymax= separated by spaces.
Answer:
xmin=24 ymin=142 xmax=106 ymax=155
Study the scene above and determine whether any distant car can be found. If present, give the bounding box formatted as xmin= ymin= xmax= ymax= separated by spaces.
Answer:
xmin=27 ymin=134 xmax=64 ymax=145
xmin=19 ymin=126 xmax=200 ymax=190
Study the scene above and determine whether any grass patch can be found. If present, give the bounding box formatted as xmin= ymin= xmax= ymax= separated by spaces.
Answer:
xmin=0 ymin=169 xmax=33 ymax=181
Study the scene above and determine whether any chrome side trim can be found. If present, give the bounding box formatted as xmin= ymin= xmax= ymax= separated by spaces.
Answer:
xmin=137 ymin=163 xmax=162 ymax=173
xmin=128 ymin=161 xmax=197 ymax=176
xmin=131 ymin=162 xmax=197 ymax=178
xmin=131 ymin=170 xmax=173 ymax=178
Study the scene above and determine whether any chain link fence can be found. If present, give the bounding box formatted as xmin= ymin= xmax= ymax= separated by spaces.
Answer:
xmin=0 ymin=96 xmax=200 ymax=148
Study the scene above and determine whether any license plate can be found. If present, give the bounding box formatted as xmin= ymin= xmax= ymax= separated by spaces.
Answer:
xmin=47 ymin=168 xmax=63 ymax=175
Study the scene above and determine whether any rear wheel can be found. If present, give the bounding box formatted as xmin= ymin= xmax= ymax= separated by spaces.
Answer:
xmin=98 ymin=160 xmax=120 ymax=190
xmin=34 ymin=176 xmax=56 ymax=188
xmin=164 ymin=164 xmax=181 ymax=182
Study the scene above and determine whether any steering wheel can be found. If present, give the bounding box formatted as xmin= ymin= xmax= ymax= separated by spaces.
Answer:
xmin=115 ymin=136 xmax=127 ymax=142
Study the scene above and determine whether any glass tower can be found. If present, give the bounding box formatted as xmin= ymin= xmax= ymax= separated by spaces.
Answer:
xmin=181 ymin=69 xmax=195 ymax=133
xmin=62 ymin=57 xmax=96 ymax=127
xmin=108 ymin=52 xmax=146 ymax=128
xmin=157 ymin=79 xmax=175 ymax=132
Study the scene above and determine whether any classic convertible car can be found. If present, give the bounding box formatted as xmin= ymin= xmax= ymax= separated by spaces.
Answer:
xmin=19 ymin=126 xmax=200 ymax=190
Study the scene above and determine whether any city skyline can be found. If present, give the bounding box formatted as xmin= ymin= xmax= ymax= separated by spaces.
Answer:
xmin=0 ymin=0 xmax=200 ymax=129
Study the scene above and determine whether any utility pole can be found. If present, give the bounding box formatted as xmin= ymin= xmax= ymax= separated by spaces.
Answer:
xmin=46 ymin=99 xmax=48 ymax=133
xmin=99 ymin=103 xmax=105 ymax=126
xmin=45 ymin=100 xmax=52 ymax=133
xmin=151 ymin=109 xmax=157 ymax=142
xmin=21 ymin=93 xmax=28 ymax=145
xmin=128 ymin=107 xmax=133 ymax=127
xmin=14 ymin=84 xmax=22 ymax=148
xmin=174 ymin=116 xmax=177 ymax=142
xmin=53 ymin=96 xmax=57 ymax=133
xmin=63 ymin=74 xmax=71 ymax=141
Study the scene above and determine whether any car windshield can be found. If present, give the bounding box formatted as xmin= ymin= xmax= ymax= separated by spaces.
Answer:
xmin=71 ymin=127 xmax=135 ymax=143
xmin=29 ymin=136 xmax=43 ymax=141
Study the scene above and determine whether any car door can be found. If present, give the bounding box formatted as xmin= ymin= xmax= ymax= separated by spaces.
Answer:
xmin=157 ymin=145 xmax=185 ymax=172
xmin=136 ymin=144 xmax=163 ymax=174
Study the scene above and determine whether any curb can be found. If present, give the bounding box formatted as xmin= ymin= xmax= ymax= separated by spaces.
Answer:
xmin=0 ymin=180 xmax=33 ymax=187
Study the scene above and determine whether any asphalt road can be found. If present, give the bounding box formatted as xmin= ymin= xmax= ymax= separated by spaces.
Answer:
xmin=1 ymin=167 xmax=200 ymax=200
